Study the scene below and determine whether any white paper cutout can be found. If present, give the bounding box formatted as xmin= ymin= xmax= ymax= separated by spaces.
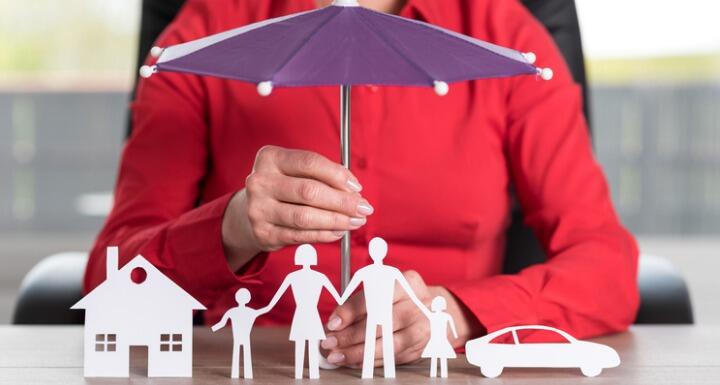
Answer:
xmin=421 ymin=296 xmax=458 ymax=378
xmin=71 ymin=246 xmax=206 ymax=377
xmin=264 ymin=244 xmax=342 ymax=379
xmin=340 ymin=237 xmax=431 ymax=379
xmin=211 ymin=288 xmax=269 ymax=378
xmin=465 ymin=325 xmax=620 ymax=378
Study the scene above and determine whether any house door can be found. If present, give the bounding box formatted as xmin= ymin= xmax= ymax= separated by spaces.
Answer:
xmin=129 ymin=345 xmax=149 ymax=377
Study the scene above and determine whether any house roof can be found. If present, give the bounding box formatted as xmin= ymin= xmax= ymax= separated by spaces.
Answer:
xmin=71 ymin=255 xmax=206 ymax=311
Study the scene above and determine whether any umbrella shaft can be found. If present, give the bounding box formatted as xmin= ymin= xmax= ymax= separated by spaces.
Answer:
xmin=340 ymin=85 xmax=351 ymax=291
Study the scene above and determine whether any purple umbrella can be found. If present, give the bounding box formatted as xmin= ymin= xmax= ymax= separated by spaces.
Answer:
xmin=140 ymin=0 xmax=553 ymax=290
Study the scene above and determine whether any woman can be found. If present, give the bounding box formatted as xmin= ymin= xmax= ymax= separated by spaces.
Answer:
xmin=263 ymin=244 xmax=342 ymax=379
xmin=84 ymin=0 xmax=639 ymax=369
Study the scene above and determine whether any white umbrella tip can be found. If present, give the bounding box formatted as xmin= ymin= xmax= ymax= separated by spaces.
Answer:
xmin=538 ymin=67 xmax=553 ymax=80
xmin=332 ymin=0 xmax=360 ymax=6
xmin=150 ymin=46 xmax=164 ymax=58
xmin=522 ymin=52 xmax=536 ymax=64
xmin=433 ymin=80 xmax=449 ymax=96
xmin=257 ymin=81 xmax=274 ymax=96
xmin=139 ymin=65 xmax=157 ymax=78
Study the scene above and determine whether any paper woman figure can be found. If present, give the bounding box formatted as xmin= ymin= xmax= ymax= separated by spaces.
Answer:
xmin=211 ymin=288 xmax=269 ymax=379
xmin=264 ymin=244 xmax=342 ymax=379
xmin=422 ymin=296 xmax=458 ymax=378
xmin=341 ymin=237 xmax=431 ymax=379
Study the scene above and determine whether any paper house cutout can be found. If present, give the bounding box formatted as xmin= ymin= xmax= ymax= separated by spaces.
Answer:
xmin=71 ymin=247 xmax=206 ymax=377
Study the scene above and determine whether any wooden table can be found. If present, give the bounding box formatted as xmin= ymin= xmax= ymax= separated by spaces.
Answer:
xmin=1 ymin=325 xmax=719 ymax=384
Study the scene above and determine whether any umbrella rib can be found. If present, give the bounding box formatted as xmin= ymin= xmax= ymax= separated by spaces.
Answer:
xmin=355 ymin=9 xmax=435 ymax=85
xmin=370 ymin=10 xmax=534 ymax=72
xmin=271 ymin=7 xmax=342 ymax=83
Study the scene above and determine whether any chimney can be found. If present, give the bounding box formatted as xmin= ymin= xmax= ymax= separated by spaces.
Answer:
xmin=106 ymin=246 xmax=119 ymax=280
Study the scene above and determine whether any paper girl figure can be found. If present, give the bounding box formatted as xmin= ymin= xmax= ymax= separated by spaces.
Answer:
xmin=264 ymin=244 xmax=342 ymax=379
xmin=211 ymin=288 xmax=269 ymax=379
xmin=422 ymin=296 xmax=459 ymax=378
xmin=341 ymin=237 xmax=431 ymax=379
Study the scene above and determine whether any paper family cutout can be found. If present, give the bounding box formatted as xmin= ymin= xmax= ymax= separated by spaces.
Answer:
xmin=73 ymin=242 xmax=620 ymax=379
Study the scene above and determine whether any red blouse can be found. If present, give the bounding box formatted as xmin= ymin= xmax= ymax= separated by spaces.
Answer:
xmin=85 ymin=0 xmax=639 ymax=339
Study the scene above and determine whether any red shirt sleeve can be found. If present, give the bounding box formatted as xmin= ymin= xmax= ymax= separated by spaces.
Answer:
xmin=445 ymin=0 xmax=639 ymax=339
xmin=83 ymin=0 xmax=261 ymax=309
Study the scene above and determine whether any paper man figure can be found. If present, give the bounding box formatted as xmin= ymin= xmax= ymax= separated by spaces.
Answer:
xmin=341 ymin=237 xmax=431 ymax=379
xmin=211 ymin=288 xmax=269 ymax=379
xmin=264 ymin=244 xmax=342 ymax=379
xmin=422 ymin=296 xmax=458 ymax=378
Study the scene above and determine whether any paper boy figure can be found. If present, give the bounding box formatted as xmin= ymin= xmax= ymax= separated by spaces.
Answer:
xmin=341 ymin=237 xmax=430 ymax=379
xmin=211 ymin=288 xmax=269 ymax=379
xmin=422 ymin=296 xmax=458 ymax=378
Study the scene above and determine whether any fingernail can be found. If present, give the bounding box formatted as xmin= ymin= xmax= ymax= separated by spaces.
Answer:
xmin=349 ymin=217 xmax=366 ymax=227
xmin=327 ymin=316 xmax=342 ymax=331
xmin=321 ymin=336 xmax=337 ymax=349
xmin=346 ymin=178 xmax=362 ymax=192
xmin=327 ymin=351 xmax=345 ymax=364
xmin=333 ymin=230 xmax=345 ymax=238
xmin=356 ymin=201 xmax=374 ymax=216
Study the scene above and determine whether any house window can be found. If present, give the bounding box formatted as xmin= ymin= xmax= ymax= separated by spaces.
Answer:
xmin=95 ymin=334 xmax=117 ymax=352
xmin=160 ymin=334 xmax=182 ymax=352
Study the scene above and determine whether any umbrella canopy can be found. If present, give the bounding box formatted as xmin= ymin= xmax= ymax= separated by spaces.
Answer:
xmin=141 ymin=0 xmax=552 ymax=94
xmin=139 ymin=0 xmax=553 ymax=291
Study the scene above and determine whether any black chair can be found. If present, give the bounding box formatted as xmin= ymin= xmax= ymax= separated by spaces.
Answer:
xmin=12 ymin=0 xmax=693 ymax=325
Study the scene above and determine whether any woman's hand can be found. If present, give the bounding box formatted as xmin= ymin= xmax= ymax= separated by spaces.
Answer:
xmin=222 ymin=145 xmax=373 ymax=270
xmin=321 ymin=271 xmax=484 ymax=367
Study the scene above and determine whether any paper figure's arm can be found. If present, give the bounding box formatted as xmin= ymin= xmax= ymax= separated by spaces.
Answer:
xmin=395 ymin=271 xmax=431 ymax=318
xmin=321 ymin=274 xmax=343 ymax=304
xmin=447 ymin=314 xmax=459 ymax=339
xmin=339 ymin=271 xmax=363 ymax=304
xmin=211 ymin=312 xmax=231 ymax=332
xmin=260 ymin=276 xmax=291 ymax=313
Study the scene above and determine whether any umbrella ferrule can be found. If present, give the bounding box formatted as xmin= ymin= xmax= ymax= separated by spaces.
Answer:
xmin=332 ymin=0 xmax=360 ymax=6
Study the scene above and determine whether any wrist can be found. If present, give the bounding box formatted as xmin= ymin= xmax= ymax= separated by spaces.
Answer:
xmin=430 ymin=286 xmax=485 ymax=347
xmin=222 ymin=189 xmax=262 ymax=271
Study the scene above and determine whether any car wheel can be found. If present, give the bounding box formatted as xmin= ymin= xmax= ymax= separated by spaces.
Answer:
xmin=480 ymin=365 xmax=503 ymax=378
xmin=581 ymin=367 xmax=602 ymax=377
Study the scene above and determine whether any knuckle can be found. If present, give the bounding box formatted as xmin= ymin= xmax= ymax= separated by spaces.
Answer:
xmin=246 ymin=202 xmax=264 ymax=224
xmin=332 ymin=213 xmax=346 ymax=228
xmin=251 ymin=223 xmax=271 ymax=243
xmin=299 ymin=151 xmax=321 ymax=170
xmin=298 ymin=181 xmax=320 ymax=203
xmin=291 ymin=208 xmax=313 ymax=229
xmin=245 ymin=173 xmax=264 ymax=195
xmin=403 ymin=270 xmax=424 ymax=286
xmin=256 ymin=145 xmax=278 ymax=163
xmin=339 ymin=193 xmax=358 ymax=213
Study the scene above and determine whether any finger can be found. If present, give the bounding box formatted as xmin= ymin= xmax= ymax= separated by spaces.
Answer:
xmin=269 ymin=201 xmax=366 ymax=231
xmin=327 ymin=290 xmax=368 ymax=332
xmin=328 ymin=299 xmax=423 ymax=353
xmin=337 ymin=319 xmax=428 ymax=366
xmin=274 ymin=148 xmax=362 ymax=192
xmin=272 ymin=225 xmax=344 ymax=245
xmin=324 ymin=318 xmax=367 ymax=350
xmin=393 ymin=270 xmax=431 ymax=303
xmin=273 ymin=176 xmax=372 ymax=218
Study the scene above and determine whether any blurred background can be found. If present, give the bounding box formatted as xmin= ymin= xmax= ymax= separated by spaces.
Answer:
xmin=0 ymin=0 xmax=718 ymax=323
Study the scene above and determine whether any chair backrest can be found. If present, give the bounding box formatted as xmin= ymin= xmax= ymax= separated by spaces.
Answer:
xmin=129 ymin=0 xmax=592 ymax=274
xmin=504 ymin=0 xmax=590 ymax=273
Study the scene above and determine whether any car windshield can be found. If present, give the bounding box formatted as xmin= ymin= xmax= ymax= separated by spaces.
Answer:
xmin=515 ymin=328 xmax=573 ymax=344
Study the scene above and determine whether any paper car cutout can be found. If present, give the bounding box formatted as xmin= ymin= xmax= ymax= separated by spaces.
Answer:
xmin=465 ymin=325 xmax=620 ymax=377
